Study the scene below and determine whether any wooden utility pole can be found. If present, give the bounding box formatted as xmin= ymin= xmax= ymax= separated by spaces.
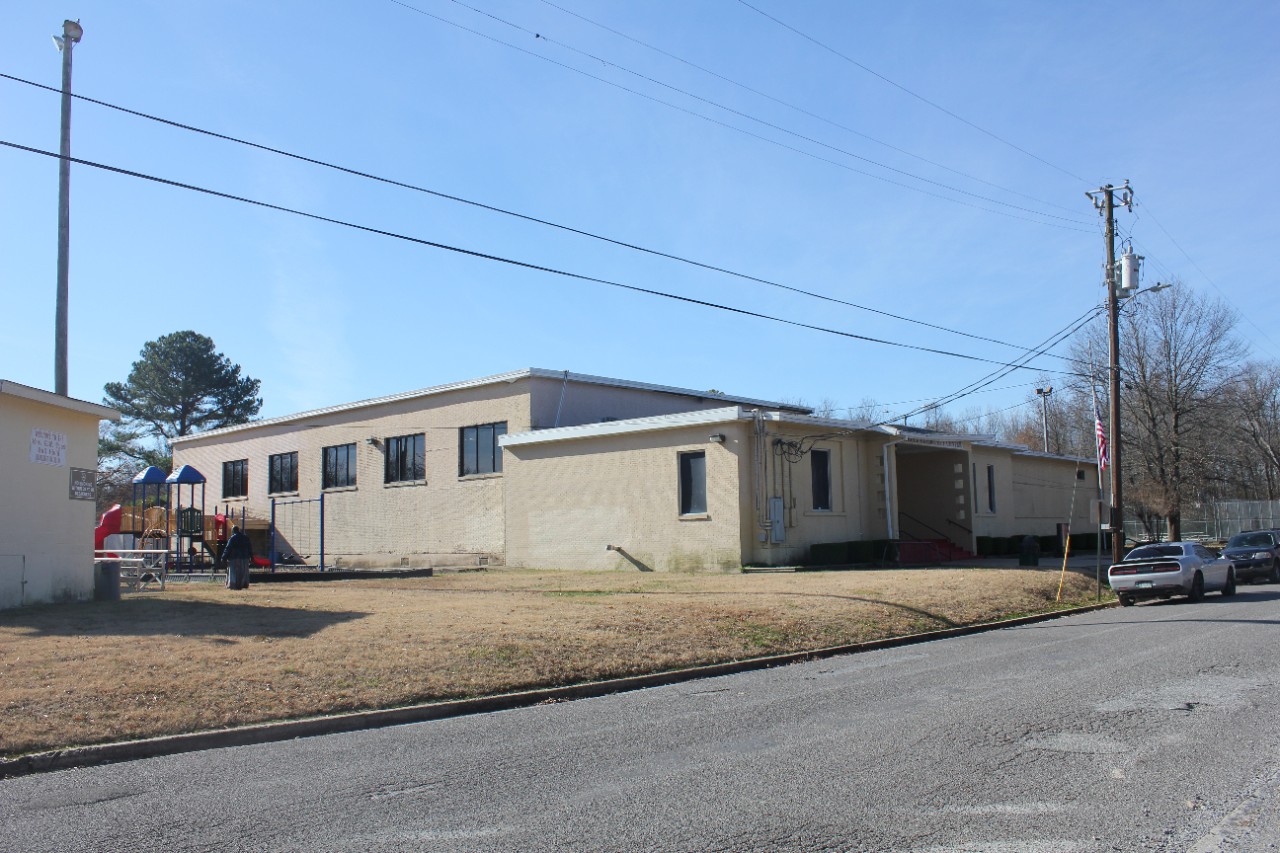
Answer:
xmin=1088 ymin=181 xmax=1133 ymax=564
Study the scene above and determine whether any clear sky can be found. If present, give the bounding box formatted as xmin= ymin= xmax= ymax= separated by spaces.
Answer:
xmin=2 ymin=1 xmax=1277 ymax=427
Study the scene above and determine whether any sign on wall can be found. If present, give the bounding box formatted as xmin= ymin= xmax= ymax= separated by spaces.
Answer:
xmin=29 ymin=428 xmax=67 ymax=466
xmin=69 ymin=467 xmax=96 ymax=501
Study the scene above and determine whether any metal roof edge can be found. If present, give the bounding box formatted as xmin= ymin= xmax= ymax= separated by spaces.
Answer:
xmin=501 ymin=407 xmax=749 ymax=447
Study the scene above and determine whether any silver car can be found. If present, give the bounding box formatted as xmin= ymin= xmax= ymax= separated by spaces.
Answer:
xmin=1108 ymin=541 xmax=1236 ymax=607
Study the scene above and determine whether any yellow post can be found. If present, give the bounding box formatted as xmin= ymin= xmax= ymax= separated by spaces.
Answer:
xmin=1056 ymin=531 xmax=1073 ymax=602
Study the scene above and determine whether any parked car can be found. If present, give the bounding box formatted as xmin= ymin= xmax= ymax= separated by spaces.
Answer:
xmin=1108 ymin=541 xmax=1236 ymax=607
xmin=1221 ymin=530 xmax=1280 ymax=584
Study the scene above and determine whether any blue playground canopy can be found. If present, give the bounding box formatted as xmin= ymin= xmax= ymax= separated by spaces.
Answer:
xmin=166 ymin=464 xmax=207 ymax=485
xmin=132 ymin=465 xmax=168 ymax=485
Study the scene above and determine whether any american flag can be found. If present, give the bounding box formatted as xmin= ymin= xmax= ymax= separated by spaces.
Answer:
xmin=1094 ymin=401 xmax=1110 ymax=470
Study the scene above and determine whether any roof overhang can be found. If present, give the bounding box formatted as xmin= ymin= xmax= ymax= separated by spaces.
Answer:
xmin=0 ymin=379 xmax=119 ymax=421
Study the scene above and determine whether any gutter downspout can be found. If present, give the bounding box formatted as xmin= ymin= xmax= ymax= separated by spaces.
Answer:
xmin=752 ymin=409 xmax=769 ymax=533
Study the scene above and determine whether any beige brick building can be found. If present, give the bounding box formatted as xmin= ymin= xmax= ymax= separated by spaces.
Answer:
xmin=170 ymin=368 xmax=1096 ymax=572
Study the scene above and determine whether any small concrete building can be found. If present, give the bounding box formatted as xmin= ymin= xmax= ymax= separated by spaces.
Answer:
xmin=170 ymin=368 xmax=1096 ymax=572
xmin=0 ymin=380 xmax=120 ymax=608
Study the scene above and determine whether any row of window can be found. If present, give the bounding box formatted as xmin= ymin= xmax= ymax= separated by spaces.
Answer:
xmin=221 ymin=422 xmax=507 ymax=498
xmin=678 ymin=448 xmax=833 ymax=517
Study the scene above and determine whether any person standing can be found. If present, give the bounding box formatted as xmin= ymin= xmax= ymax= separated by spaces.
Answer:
xmin=223 ymin=525 xmax=253 ymax=590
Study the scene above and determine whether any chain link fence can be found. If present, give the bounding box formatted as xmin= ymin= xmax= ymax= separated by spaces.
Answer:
xmin=1125 ymin=500 xmax=1280 ymax=543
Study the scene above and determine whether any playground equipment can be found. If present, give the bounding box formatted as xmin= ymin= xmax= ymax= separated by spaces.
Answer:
xmin=270 ymin=493 xmax=326 ymax=571
xmin=94 ymin=464 xmax=297 ymax=586
xmin=167 ymin=465 xmax=207 ymax=572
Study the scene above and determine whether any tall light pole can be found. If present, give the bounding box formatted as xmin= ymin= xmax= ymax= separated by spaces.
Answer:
xmin=1035 ymin=386 xmax=1053 ymax=452
xmin=1087 ymin=182 xmax=1133 ymax=564
xmin=53 ymin=18 xmax=82 ymax=397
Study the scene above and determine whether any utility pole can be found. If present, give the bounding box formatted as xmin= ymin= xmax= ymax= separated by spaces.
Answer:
xmin=1035 ymin=386 xmax=1053 ymax=453
xmin=1086 ymin=181 xmax=1134 ymax=565
xmin=53 ymin=19 xmax=82 ymax=397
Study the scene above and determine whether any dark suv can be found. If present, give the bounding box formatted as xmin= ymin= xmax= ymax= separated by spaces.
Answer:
xmin=1221 ymin=530 xmax=1280 ymax=584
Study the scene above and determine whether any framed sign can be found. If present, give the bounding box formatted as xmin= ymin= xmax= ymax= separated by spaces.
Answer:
xmin=69 ymin=467 xmax=96 ymax=501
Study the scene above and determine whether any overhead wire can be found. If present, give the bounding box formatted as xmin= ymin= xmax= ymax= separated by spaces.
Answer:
xmin=1136 ymin=200 xmax=1280 ymax=361
xmin=386 ymin=0 xmax=1091 ymax=231
xmin=533 ymin=0 xmax=1082 ymax=218
xmin=0 ymin=70 xmax=1072 ymax=355
xmin=877 ymin=304 xmax=1103 ymax=427
xmin=0 ymin=138 xmax=1091 ymax=379
xmin=735 ymin=0 xmax=1095 ymax=187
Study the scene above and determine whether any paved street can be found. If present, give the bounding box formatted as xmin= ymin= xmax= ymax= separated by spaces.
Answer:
xmin=5 ymin=587 xmax=1280 ymax=851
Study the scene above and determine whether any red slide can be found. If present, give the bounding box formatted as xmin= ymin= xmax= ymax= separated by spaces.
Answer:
xmin=94 ymin=504 xmax=123 ymax=555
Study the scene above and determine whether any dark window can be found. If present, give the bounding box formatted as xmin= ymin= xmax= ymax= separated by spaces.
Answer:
xmin=322 ymin=443 xmax=357 ymax=489
xmin=269 ymin=451 xmax=298 ymax=494
xmin=385 ymin=433 xmax=426 ymax=483
xmin=986 ymin=465 xmax=997 ymax=513
xmin=811 ymin=449 xmax=832 ymax=511
xmin=679 ymin=451 xmax=707 ymax=515
xmin=460 ymin=422 xmax=507 ymax=475
xmin=222 ymin=459 xmax=248 ymax=498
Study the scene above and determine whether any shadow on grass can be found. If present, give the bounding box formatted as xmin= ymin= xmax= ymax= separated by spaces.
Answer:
xmin=0 ymin=598 xmax=368 ymax=639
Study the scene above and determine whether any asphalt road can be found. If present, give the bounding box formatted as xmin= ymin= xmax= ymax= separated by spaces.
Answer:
xmin=5 ymin=587 xmax=1280 ymax=852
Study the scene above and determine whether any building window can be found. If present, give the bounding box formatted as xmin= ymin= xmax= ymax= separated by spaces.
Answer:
xmin=385 ymin=433 xmax=425 ymax=483
xmin=222 ymin=459 xmax=248 ymax=498
xmin=323 ymin=443 xmax=357 ymax=489
xmin=460 ymin=422 xmax=507 ymax=476
xmin=811 ymin=449 xmax=832 ymax=511
xmin=268 ymin=451 xmax=298 ymax=494
xmin=679 ymin=451 xmax=707 ymax=515
xmin=987 ymin=464 xmax=997 ymax=513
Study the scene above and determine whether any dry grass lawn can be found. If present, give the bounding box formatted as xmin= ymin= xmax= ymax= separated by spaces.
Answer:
xmin=0 ymin=566 xmax=1104 ymax=758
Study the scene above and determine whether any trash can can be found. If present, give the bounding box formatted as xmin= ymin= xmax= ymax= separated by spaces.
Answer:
xmin=94 ymin=560 xmax=121 ymax=601
xmin=1018 ymin=535 xmax=1041 ymax=567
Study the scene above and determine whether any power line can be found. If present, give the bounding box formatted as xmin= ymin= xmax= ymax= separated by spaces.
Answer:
xmin=882 ymin=305 xmax=1102 ymax=426
xmin=735 ymin=0 xmax=1094 ymax=187
xmin=1136 ymin=199 xmax=1280 ymax=361
xmin=385 ymin=1 xmax=1091 ymax=231
xmin=1 ymin=139 xmax=1088 ymax=379
xmin=533 ymin=0 xmax=1082 ymax=218
xmin=0 ymin=70 xmax=1072 ymax=355
xmin=873 ymin=380 xmax=1043 ymax=408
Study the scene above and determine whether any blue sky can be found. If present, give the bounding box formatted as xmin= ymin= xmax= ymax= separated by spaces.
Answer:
xmin=2 ymin=1 xmax=1277 ymax=426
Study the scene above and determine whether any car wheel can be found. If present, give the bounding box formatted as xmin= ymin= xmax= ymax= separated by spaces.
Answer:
xmin=1188 ymin=572 xmax=1205 ymax=602
xmin=1119 ymin=594 xmax=1135 ymax=607
xmin=1270 ymin=559 xmax=1280 ymax=584
xmin=1222 ymin=568 xmax=1237 ymax=597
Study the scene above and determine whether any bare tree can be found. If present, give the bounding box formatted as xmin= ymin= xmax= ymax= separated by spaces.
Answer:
xmin=1113 ymin=287 xmax=1245 ymax=539
xmin=1223 ymin=362 xmax=1280 ymax=499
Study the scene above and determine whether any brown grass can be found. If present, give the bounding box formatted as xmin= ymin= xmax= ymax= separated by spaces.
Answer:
xmin=0 ymin=567 xmax=1104 ymax=758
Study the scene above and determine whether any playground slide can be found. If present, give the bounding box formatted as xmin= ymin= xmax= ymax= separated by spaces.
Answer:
xmin=94 ymin=504 xmax=123 ymax=555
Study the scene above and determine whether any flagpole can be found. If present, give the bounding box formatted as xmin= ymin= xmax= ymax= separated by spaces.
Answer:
xmin=1091 ymin=346 xmax=1106 ymax=600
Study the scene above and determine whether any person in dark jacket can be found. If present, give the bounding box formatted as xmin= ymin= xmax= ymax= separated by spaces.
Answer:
xmin=223 ymin=525 xmax=253 ymax=590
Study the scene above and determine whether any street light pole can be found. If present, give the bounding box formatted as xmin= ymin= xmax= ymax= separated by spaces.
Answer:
xmin=53 ymin=18 xmax=82 ymax=397
xmin=1035 ymin=386 xmax=1053 ymax=453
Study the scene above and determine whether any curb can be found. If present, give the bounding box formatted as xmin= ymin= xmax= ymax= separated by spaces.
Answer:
xmin=0 ymin=600 xmax=1114 ymax=780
